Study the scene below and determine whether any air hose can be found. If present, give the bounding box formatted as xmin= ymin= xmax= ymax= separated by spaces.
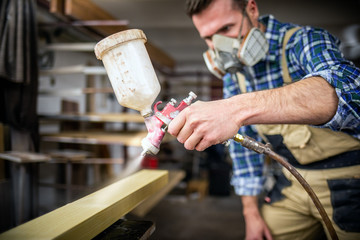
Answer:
xmin=233 ymin=134 xmax=339 ymax=240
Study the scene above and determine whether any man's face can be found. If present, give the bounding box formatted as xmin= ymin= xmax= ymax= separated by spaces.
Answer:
xmin=192 ymin=0 xmax=252 ymax=49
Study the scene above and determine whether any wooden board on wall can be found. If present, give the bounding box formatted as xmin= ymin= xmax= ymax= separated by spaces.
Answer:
xmin=50 ymin=0 xmax=65 ymax=15
xmin=54 ymin=0 xmax=175 ymax=69
xmin=41 ymin=131 xmax=174 ymax=147
xmin=64 ymin=0 xmax=128 ymax=35
xmin=0 ymin=170 xmax=168 ymax=240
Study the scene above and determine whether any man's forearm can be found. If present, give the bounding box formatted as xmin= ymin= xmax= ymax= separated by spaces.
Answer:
xmin=242 ymin=195 xmax=260 ymax=217
xmin=231 ymin=76 xmax=339 ymax=127
xmin=168 ymin=76 xmax=339 ymax=151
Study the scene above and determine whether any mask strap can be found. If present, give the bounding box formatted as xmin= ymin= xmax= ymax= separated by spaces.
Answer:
xmin=237 ymin=6 xmax=247 ymax=41
xmin=237 ymin=1 xmax=259 ymax=41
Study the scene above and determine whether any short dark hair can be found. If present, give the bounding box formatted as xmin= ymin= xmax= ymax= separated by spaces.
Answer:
xmin=185 ymin=0 xmax=247 ymax=17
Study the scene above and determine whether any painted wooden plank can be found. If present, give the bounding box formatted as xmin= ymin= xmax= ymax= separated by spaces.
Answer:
xmin=0 ymin=170 xmax=168 ymax=240
xmin=131 ymin=170 xmax=185 ymax=217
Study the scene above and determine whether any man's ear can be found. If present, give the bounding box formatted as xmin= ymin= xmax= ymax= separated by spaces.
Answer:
xmin=246 ymin=0 xmax=259 ymax=22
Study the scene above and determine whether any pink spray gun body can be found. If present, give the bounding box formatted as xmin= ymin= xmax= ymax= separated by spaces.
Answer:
xmin=141 ymin=92 xmax=197 ymax=156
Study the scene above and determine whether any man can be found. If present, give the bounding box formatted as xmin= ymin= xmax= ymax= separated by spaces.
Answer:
xmin=168 ymin=0 xmax=360 ymax=239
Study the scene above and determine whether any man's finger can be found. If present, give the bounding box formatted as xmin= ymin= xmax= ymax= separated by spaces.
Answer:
xmin=184 ymin=132 xmax=203 ymax=150
xmin=168 ymin=110 xmax=186 ymax=136
xmin=176 ymin=123 xmax=193 ymax=144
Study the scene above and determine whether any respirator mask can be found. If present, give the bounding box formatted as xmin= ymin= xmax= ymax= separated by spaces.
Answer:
xmin=203 ymin=10 xmax=269 ymax=79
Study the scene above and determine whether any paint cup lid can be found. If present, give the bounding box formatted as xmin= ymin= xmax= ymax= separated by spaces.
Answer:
xmin=94 ymin=29 xmax=147 ymax=60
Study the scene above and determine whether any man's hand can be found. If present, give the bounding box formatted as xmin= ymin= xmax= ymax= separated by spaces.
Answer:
xmin=244 ymin=211 xmax=273 ymax=240
xmin=242 ymin=196 xmax=273 ymax=240
xmin=168 ymin=99 xmax=242 ymax=151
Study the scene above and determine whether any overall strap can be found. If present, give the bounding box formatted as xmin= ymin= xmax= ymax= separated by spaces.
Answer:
xmin=281 ymin=27 xmax=301 ymax=84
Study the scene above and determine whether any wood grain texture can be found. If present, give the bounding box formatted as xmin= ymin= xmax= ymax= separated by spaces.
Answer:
xmin=0 ymin=170 xmax=168 ymax=240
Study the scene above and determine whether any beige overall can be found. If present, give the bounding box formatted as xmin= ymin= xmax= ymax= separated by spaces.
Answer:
xmin=238 ymin=28 xmax=360 ymax=239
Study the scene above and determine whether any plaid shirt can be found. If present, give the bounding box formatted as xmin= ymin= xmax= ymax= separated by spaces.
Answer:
xmin=224 ymin=15 xmax=360 ymax=196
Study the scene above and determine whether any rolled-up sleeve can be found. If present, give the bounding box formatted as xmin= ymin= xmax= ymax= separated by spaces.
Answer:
xmin=288 ymin=27 xmax=360 ymax=138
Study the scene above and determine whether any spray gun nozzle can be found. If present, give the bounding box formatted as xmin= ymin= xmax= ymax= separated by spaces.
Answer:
xmin=140 ymin=150 xmax=148 ymax=157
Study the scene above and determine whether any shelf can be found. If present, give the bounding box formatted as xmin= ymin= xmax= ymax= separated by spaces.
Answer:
xmin=0 ymin=152 xmax=51 ymax=163
xmin=39 ymin=112 xmax=144 ymax=123
xmin=41 ymin=131 xmax=174 ymax=147
xmin=40 ymin=65 xmax=106 ymax=76
xmin=43 ymin=42 xmax=96 ymax=52
xmin=48 ymin=158 xmax=124 ymax=165
xmin=47 ymin=0 xmax=175 ymax=70
xmin=38 ymin=88 xmax=113 ymax=96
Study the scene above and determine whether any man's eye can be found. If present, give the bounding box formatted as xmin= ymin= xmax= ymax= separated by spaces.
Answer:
xmin=221 ymin=26 xmax=231 ymax=32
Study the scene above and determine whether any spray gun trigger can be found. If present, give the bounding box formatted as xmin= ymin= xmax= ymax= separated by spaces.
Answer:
xmin=153 ymin=101 xmax=163 ymax=113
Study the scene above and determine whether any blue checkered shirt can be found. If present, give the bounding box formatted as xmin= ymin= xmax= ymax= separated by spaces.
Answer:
xmin=224 ymin=15 xmax=360 ymax=196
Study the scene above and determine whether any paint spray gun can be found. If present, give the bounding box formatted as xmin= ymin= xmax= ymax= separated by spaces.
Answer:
xmin=141 ymin=92 xmax=197 ymax=156
xmin=94 ymin=29 xmax=197 ymax=156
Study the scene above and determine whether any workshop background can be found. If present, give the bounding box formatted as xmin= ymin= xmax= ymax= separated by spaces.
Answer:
xmin=0 ymin=0 xmax=359 ymax=239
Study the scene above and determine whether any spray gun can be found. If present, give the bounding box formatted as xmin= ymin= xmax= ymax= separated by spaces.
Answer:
xmin=94 ymin=29 xmax=197 ymax=156
xmin=141 ymin=92 xmax=197 ymax=156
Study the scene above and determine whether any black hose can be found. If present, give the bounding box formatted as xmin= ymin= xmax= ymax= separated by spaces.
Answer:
xmin=235 ymin=135 xmax=339 ymax=240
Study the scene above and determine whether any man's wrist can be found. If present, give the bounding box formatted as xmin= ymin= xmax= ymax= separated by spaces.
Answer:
xmin=228 ymin=93 xmax=262 ymax=127
xmin=241 ymin=195 xmax=261 ymax=217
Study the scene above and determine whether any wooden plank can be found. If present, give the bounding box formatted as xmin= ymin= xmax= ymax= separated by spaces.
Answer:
xmin=47 ymin=149 xmax=91 ymax=161
xmin=50 ymin=0 xmax=65 ymax=15
xmin=41 ymin=131 xmax=174 ymax=147
xmin=48 ymin=158 xmax=124 ymax=165
xmin=0 ymin=170 xmax=168 ymax=240
xmin=64 ymin=0 xmax=127 ymax=35
xmin=63 ymin=0 xmax=175 ymax=69
xmin=39 ymin=113 xmax=144 ymax=123
xmin=86 ymin=64 xmax=96 ymax=113
xmin=44 ymin=42 xmax=96 ymax=51
xmin=131 ymin=170 xmax=185 ymax=217
xmin=0 ymin=152 xmax=51 ymax=163
xmin=40 ymin=65 xmax=107 ymax=75
xmin=39 ymin=88 xmax=113 ymax=96
xmin=146 ymin=42 xmax=176 ymax=69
